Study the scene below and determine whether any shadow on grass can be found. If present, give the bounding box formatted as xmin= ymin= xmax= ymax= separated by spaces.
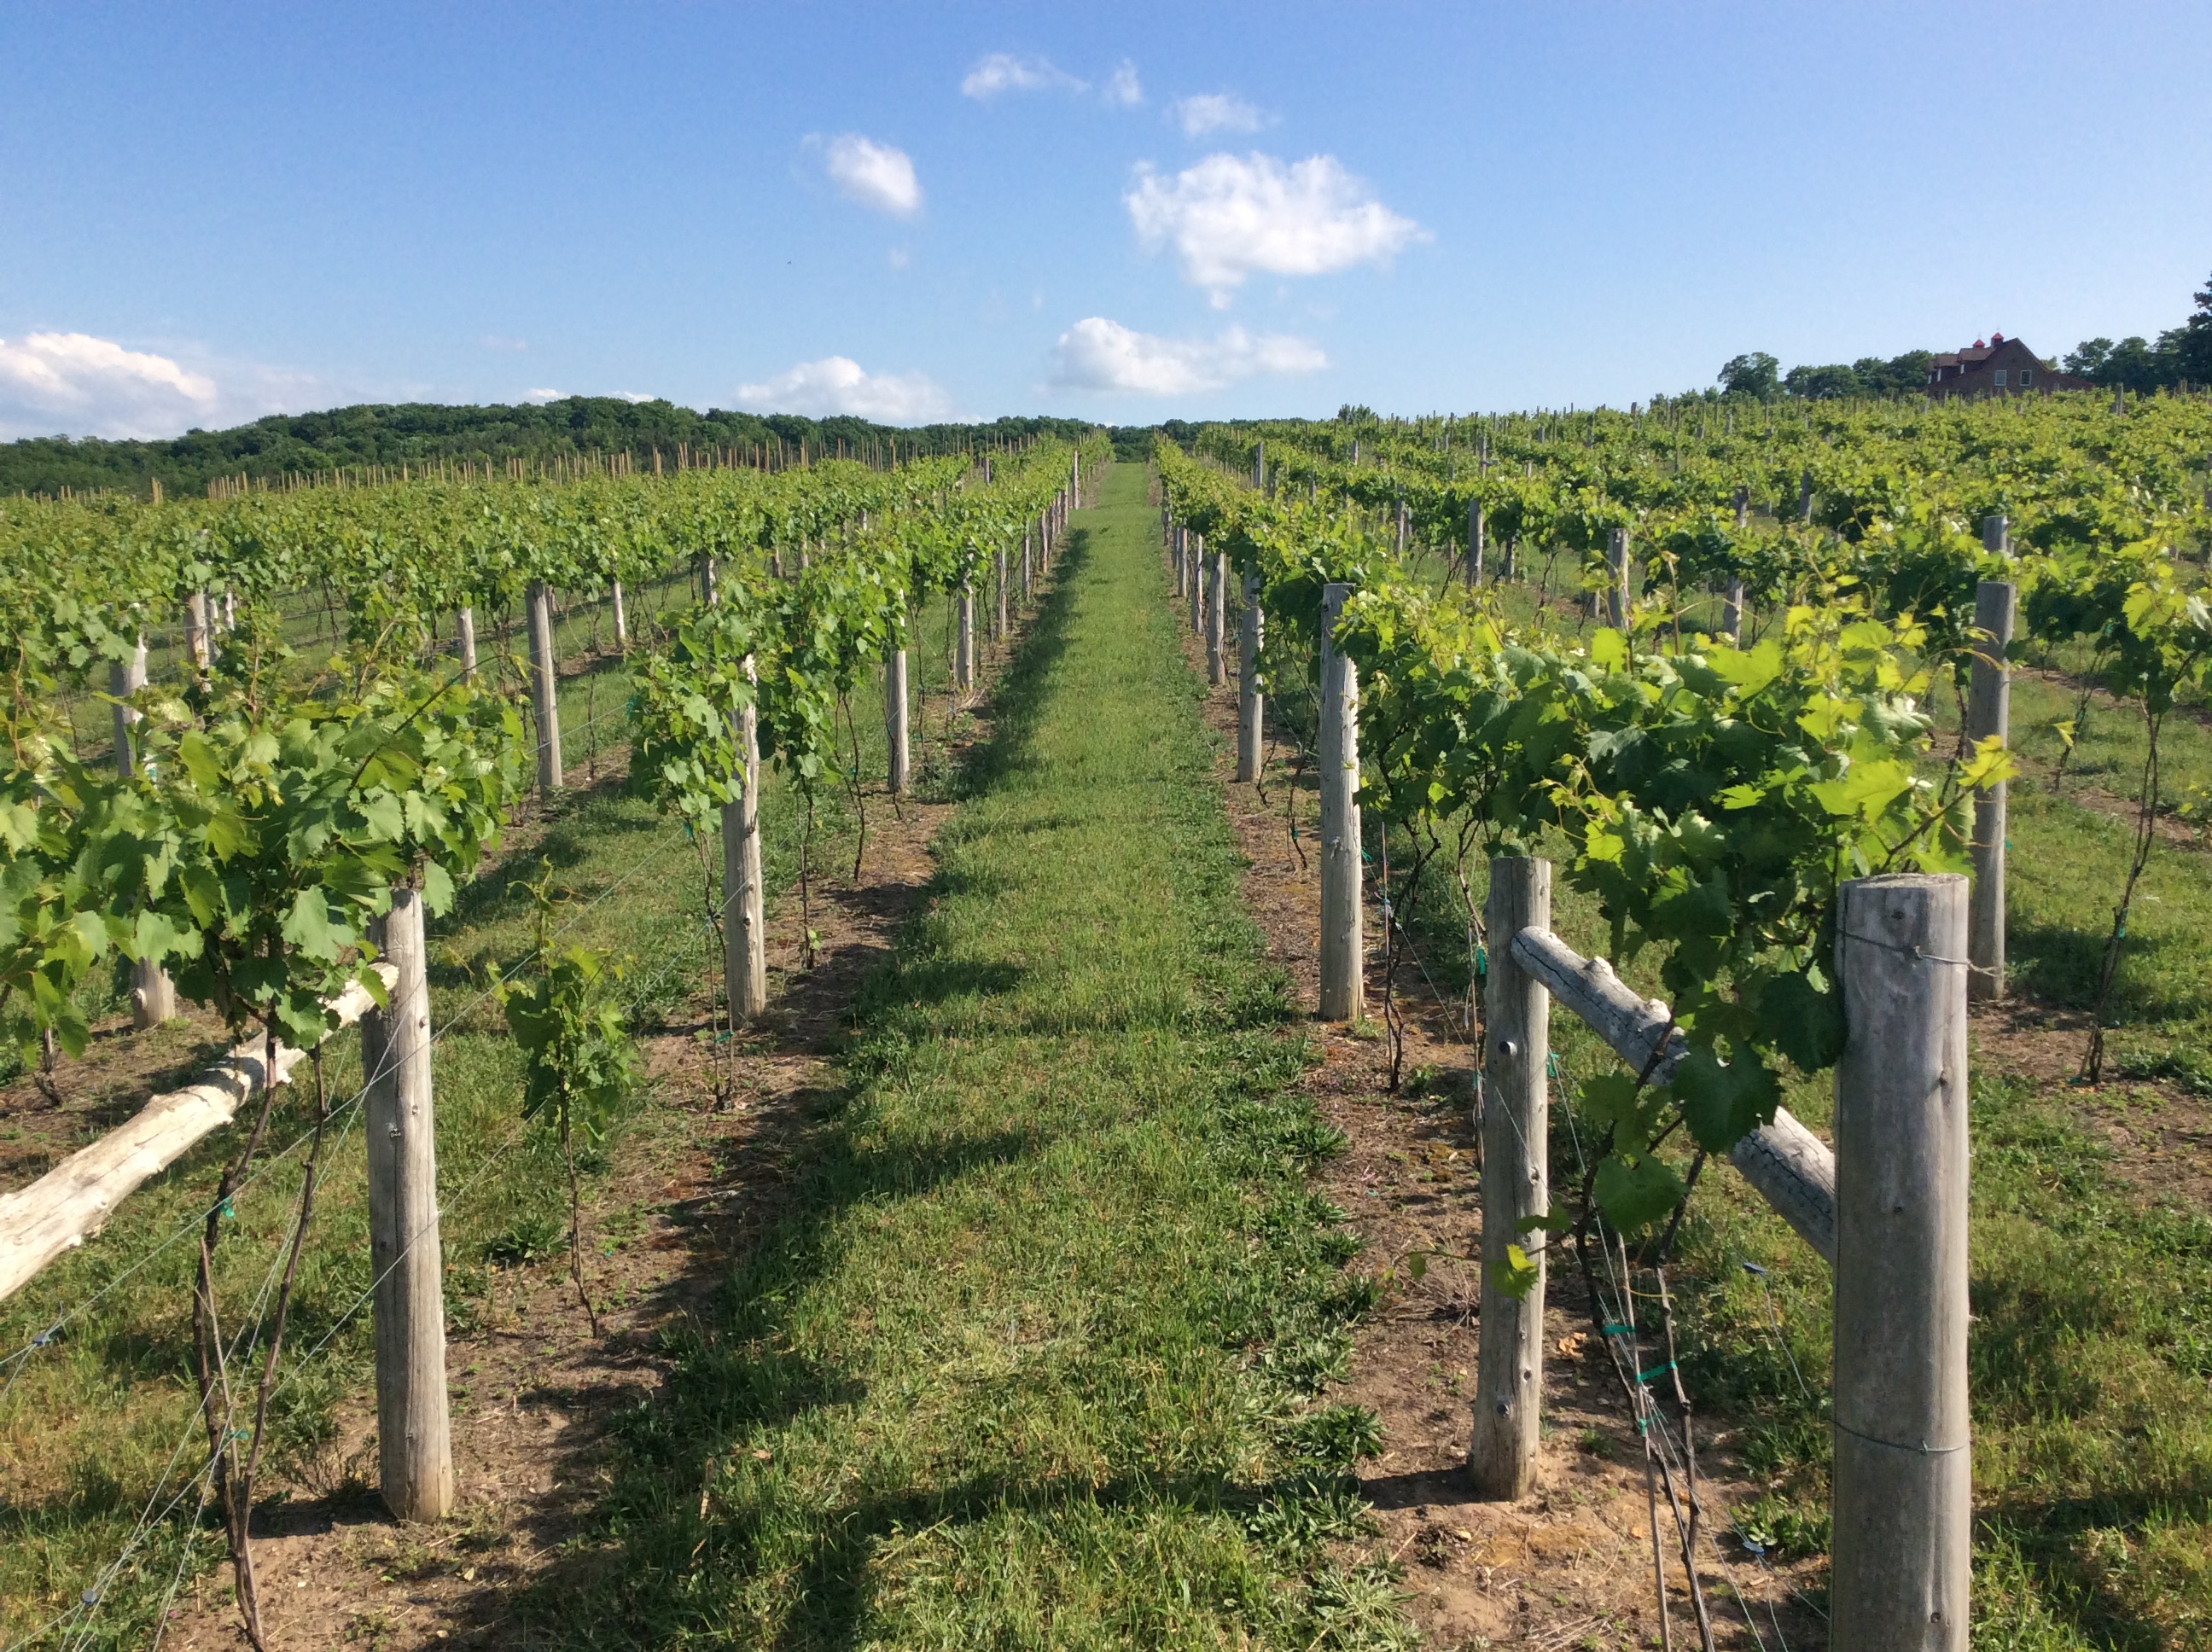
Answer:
xmin=415 ymin=522 xmax=1117 ymax=1645
xmin=2009 ymin=919 xmax=2200 ymax=1026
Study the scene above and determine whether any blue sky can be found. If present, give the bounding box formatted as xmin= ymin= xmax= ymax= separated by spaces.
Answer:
xmin=3 ymin=1 xmax=2207 ymax=436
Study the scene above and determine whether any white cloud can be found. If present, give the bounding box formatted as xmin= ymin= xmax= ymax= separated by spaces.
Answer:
xmin=1104 ymin=60 xmax=1144 ymax=106
xmin=1171 ymin=92 xmax=1266 ymax=137
xmin=1126 ymin=151 xmax=1425 ymax=306
xmin=960 ymin=52 xmax=1085 ymax=99
xmin=820 ymin=133 xmax=922 ymax=218
xmin=1048 ymin=317 xmax=1326 ymax=396
xmin=480 ymin=334 xmax=529 ymax=352
xmin=0 ymin=331 xmax=219 ymax=439
xmin=520 ymin=388 xmax=654 ymax=405
xmin=735 ymin=357 xmax=954 ymax=424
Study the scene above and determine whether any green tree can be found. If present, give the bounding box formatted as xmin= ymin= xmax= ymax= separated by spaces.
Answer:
xmin=1852 ymin=351 xmax=1934 ymax=395
xmin=1717 ymin=352 xmax=1780 ymax=400
xmin=1784 ymin=363 xmax=1862 ymax=399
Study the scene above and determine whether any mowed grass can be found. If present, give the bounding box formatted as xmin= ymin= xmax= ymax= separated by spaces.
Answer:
xmin=1362 ymin=549 xmax=2212 ymax=1647
xmin=530 ymin=465 xmax=1409 ymax=1649
xmin=0 ymin=578 xmax=969 ymax=1645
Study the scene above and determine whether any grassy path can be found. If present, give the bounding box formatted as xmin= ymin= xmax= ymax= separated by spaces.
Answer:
xmin=546 ymin=463 xmax=1404 ymax=1648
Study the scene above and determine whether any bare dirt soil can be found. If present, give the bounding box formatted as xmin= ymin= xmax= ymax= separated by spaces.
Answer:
xmin=148 ymin=672 xmax=999 ymax=1649
xmin=1172 ymin=584 xmax=1827 ymax=1651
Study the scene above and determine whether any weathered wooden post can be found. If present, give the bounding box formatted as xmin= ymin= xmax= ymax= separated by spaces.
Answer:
xmin=609 ymin=578 xmax=627 ymax=650
xmin=455 ymin=608 xmax=477 ymax=676
xmin=363 ymin=887 xmax=453 ymax=1521
xmin=957 ymin=579 xmax=975 ymax=690
xmin=1022 ymin=529 xmax=1034 ymax=604
xmin=995 ymin=549 xmax=1010 ymax=641
xmin=1726 ymin=486 xmax=1749 ymax=641
xmin=701 ymin=556 xmax=720 ymax=607
xmin=1830 ymin=873 xmax=1971 ymax=1651
xmin=1189 ymin=535 xmax=1205 ymax=634
xmin=1175 ymin=525 xmax=1189 ymax=598
xmin=1467 ymin=497 xmax=1485 ymax=588
xmin=1237 ymin=571 xmax=1264 ymax=783
xmin=1605 ymin=526 xmax=1630 ymax=631
xmin=525 ymin=581 xmax=563 ymax=792
xmin=1966 ymin=578 xmax=2016 ymax=1003
xmin=1253 ymin=439 xmax=1265 ymax=492
xmin=885 ymin=647 xmax=911 ymax=795
xmin=1318 ymin=583 xmax=1364 ymax=1021
xmin=1205 ymin=550 xmax=1227 ymax=686
xmin=1470 ymin=856 xmax=1550 ymax=1499
xmin=184 ymin=591 xmax=212 ymax=674
xmin=108 ymin=641 xmax=143 ymax=769
xmin=722 ymin=677 xmax=768 ymax=1017
xmin=111 ymin=637 xmax=178 ymax=1027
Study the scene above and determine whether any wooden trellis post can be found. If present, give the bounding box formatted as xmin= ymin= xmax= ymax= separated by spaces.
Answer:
xmin=1966 ymin=577 xmax=2016 ymax=1002
xmin=885 ymin=649 xmax=910 ymax=795
xmin=526 ymin=581 xmax=562 ymax=792
xmin=1470 ymin=856 xmax=1550 ymax=1499
xmin=1830 ymin=873 xmax=1971 ymax=1649
xmin=184 ymin=591 xmax=212 ymax=674
xmin=363 ymin=888 xmax=453 ymax=1521
xmin=958 ymin=581 xmax=975 ymax=689
xmin=1318 ymin=583 xmax=1364 ymax=1021
xmin=111 ymin=636 xmax=178 ymax=1027
xmin=1726 ymin=487 xmax=1749 ymax=641
xmin=1237 ymin=570 xmax=1264 ymax=783
xmin=1205 ymin=550 xmax=1226 ymax=686
xmin=723 ymin=666 xmax=767 ymax=1017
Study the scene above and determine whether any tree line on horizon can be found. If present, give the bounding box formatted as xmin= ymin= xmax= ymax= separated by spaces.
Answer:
xmin=1707 ymin=267 xmax=2212 ymax=403
xmin=0 ymin=396 xmax=1099 ymax=499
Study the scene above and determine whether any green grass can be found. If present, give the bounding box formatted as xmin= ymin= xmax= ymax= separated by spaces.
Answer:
xmin=13 ymin=494 xmax=2204 ymax=1647
xmin=521 ymin=464 xmax=1410 ymax=1649
xmin=0 ymin=570 xmax=971 ymax=1644
xmin=1289 ymin=536 xmax=2212 ymax=1646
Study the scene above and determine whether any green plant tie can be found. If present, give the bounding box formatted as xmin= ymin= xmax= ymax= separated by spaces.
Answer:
xmin=1637 ymin=1360 xmax=1676 ymax=1384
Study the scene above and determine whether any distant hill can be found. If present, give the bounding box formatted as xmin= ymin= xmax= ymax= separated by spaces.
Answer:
xmin=0 ymin=397 xmax=1102 ymax=499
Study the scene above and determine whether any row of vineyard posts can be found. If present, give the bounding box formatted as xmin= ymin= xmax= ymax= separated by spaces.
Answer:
xmin=0 ymin=434 xmax=1105 ymax=1648
xmin=1156 ymin=388 xmax=2212 ymax=1650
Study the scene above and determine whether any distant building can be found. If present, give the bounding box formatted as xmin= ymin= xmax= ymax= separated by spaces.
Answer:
xmin=1925 ymin=334 xmax=2092 ymax=399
